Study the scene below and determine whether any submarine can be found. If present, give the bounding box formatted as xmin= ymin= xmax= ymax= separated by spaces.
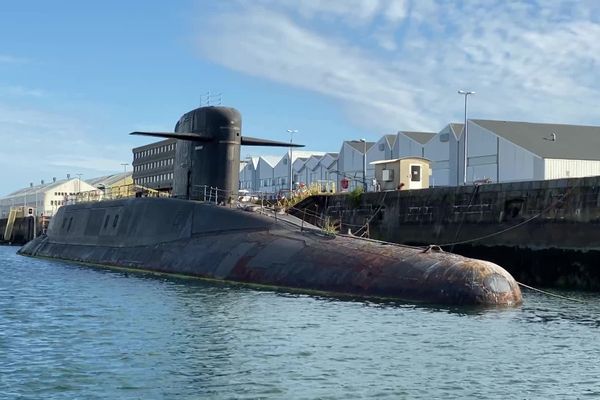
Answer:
xmin=19 ymin=106 xmax=522 ymax=306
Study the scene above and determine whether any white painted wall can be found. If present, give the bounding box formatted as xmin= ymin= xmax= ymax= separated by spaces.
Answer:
xmin=239 ymin=158 xmax=258 ymax=191
xmin=451 ymin=121 xmax=541 ymax=184
xmin=273 ymin=153 xmax=291 ymax=192
xmin=256 ymin=156 xmax=278 ymax=194
xmin=544 ymin=159 xmax=600 ymax=179
xmin=497 ymin=137 xmax=539 ymax=182
xmin=424 ymin=133 xmax=451 ymax=186
xmin=395 ymin=134 xmax=425 ymax=158
xmin=338 ymin=142 xmax=370 ymax=191
xmin=0 ymin=179 xmax=98 ymax=218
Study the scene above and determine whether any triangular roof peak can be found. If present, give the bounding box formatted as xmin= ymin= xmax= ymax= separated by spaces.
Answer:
xmin=399 ymin=131 xmax=436 ymax=145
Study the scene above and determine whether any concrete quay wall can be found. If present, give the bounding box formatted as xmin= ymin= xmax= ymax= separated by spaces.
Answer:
xmin=295 ymin=176 xmax=600 ymax=289
xmin=0 ymin=217 xmax=37 ymax=245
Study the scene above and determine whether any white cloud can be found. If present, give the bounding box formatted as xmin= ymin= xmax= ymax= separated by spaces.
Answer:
xmin=195 ymin=1 xmax=600 ymax=131
xmin=0 ymin=103 xmax=130 ymax=194
xmin=383 ymin=0 xmax=407 ymax=22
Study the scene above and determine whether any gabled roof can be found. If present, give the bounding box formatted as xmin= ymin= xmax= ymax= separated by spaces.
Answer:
xmin=319 ymin=153 xmax=338 ymax=169
xmin=291 ymin=151 xmax=326 ymax=163
xmin=345 ymin=141 xmax=375 ymax=153
xmin=3 ymin=178 xmax=97 ymax=199
xmin=258 ymin=155 xmax=281 ymax=167
xmin=449 ymin=123 xmax=464 ymax=139
xmin=400 ymin=131 xmax=436 ymax=145
xmin=472 ymin=119 xmax=600 ymax=160
xmin=384 ymin=134 xmax=397 ymax=148
xmin=5 ymin=179 xmax=70 ymax=197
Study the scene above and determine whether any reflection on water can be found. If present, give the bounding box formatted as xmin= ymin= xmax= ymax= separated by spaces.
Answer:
xmin=1 ymin=246 xmax=599 ymax=399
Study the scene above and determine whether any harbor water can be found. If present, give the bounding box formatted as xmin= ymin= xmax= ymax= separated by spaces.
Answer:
xmin=1 ymin=246 xmax=599 ymax=399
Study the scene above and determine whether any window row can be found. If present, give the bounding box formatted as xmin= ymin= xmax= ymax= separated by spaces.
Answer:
xmin=134 ymin=158 xmax=174 ymax=171
xmin=51 ymin=200 xmax=66 ymax=206
xmin=135 ymin=173 xmax=174 ymax=185
xmin=54 ymin=191 xmax=74 ymax=196
xmin=259 ymin=177 xmax=289 ymax=187
xmin=134 ymin=143 xmax=175 ymax=159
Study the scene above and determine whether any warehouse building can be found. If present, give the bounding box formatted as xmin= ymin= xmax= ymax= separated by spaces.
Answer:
xmin=0 ymin=177 xmax=98 ymax=218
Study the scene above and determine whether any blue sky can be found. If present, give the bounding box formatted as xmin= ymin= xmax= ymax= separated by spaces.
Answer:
xmin=1 ymin=0 xmax=600 ymax=194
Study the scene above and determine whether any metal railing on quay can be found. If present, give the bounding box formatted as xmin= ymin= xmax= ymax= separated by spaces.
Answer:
xmin=67 ymin=184 xmax=171 ymax=205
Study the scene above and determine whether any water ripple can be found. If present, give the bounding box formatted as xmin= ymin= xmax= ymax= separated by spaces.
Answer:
xmin=1 ymin=246 xmax=599 ymax=399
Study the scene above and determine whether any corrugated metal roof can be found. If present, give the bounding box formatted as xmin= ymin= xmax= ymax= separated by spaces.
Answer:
xmin=3 ymin=178 xmax=95 ymax=199
xmin=86 ymin=172 xmax=132 ymax=188
xmin=384 ymin=134 xmax=397 ymax=148
xmin=6 ymin=179 xmax=71 ymax=197
xmin=346 ymin=141 xmax=375 ymax=153
xmin=472 ymin=119 xmax=600 ymax=160
xmin=259 ymin=155 xmax=282 ymax=167
xmin=450 ymin=123 xmax=464 ymax=139
xmin=400 ymin=131 xmax=436 ymax=145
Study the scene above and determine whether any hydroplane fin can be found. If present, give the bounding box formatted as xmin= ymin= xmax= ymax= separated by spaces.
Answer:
xmin=241 ymin=136 xmax=304 ymax=147
xmin=130 ymin=131 xmax=214 ymax=142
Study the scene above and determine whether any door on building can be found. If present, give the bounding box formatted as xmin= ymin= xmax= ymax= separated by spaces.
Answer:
xmin=409 ymin=165 xmax=422 ymax=189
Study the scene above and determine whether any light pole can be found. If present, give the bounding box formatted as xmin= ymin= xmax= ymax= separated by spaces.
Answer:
xmin=76 ymin=173 xmax=83 ymax=195
xmin=120 ymin=163 xmax=128 ymax=196
xmin=458 ymin=90 xmax=475 ymax=185
xmin=287 ymin=129 xmax=298 ymax=195
xmin=360 ymin=138 xmax=367 ymax=192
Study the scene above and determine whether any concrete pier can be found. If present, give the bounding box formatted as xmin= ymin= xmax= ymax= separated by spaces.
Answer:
xmin=292 ymin=176 xmax=600 ymax=290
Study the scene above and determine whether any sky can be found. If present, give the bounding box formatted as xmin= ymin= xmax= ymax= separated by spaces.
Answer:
xmin=1 ymin=0 xmax=600 ymax=195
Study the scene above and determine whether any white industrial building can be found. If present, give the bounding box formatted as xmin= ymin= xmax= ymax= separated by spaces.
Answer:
xmin=239 ymin=118 xmax=600 ymax=194
xmin=272 ymin=151 xmax=326 ymax=193
xmin=336 ymin=140 xmax=376 ymax=191
xmin=311 ymin=153 xmax=339 ymax=190
xmin=423 ymin=125 xmax=462 ymax=187
xmin=0 ymin=178 xmax=98 ymax=218
xmin=450 ymin=120 xmax=600 ymax=184
xmin=395 ymin=131 xmax=435 ymax=159
xmin=239 ymin=157 xmax=260 ymax=191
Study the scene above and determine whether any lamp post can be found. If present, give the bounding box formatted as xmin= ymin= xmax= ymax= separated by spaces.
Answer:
xmin=75 ymin=173 xmax=83 ymax=195
xmin=458 ymin=90 xmax=475 ymax=185
xmin=120 ymin=163 xmax=128 ymax=196
xmin=287 ymin=129 xmax=298 ymax=195
xmin=360 ymin=138 xmax=367 ymax=192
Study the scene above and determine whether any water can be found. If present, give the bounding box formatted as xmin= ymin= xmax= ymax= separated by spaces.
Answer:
xmin=1 ymin=246 xmax=599 ymax=399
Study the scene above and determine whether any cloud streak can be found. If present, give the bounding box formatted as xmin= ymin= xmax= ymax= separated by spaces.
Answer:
xmin=195 ymin=0 xmax=600 ymax=132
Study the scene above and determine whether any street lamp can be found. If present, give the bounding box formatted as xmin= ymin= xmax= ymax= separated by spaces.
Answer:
xmin=121 ymin=163 xmax=129 ymax=195
xmin=287 ymin=129 xmax=298 ymax=194
xmin=458 ymin=90 xmax=475 ymax=185
xmin=75 ymin=173 xmax=83 ymax=194
xmin=360 ymin=138 xmax=367 ymax=192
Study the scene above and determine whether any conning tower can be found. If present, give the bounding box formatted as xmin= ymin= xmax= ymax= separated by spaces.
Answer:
xmin=131 ymin=106 xmax=301 ymax=202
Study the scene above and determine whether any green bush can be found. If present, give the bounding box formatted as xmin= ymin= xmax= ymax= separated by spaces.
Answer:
xmin=349 ymin=186 xmax=364 ymax=208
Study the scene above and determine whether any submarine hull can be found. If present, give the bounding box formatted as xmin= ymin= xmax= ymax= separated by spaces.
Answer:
xmin=19 ymin=197 xmax=521 ymax=306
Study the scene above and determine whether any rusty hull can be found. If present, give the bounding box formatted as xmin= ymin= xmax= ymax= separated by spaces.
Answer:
xmin=18 ymin=197 xmax=522 ymax=306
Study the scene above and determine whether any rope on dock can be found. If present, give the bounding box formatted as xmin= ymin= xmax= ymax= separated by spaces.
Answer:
xmin=517 ymin=281 xmax=586 ymax=303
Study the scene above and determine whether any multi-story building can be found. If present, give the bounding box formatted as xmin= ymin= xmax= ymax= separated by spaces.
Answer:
xmin=132 ymin=139 xmax=176 ymax=191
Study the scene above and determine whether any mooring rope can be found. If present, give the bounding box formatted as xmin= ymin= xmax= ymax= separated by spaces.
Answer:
xmin=438 ymin=186 xmax=575 ymax=248
xmin=517 ymin=281 xmax=586 ymax=303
